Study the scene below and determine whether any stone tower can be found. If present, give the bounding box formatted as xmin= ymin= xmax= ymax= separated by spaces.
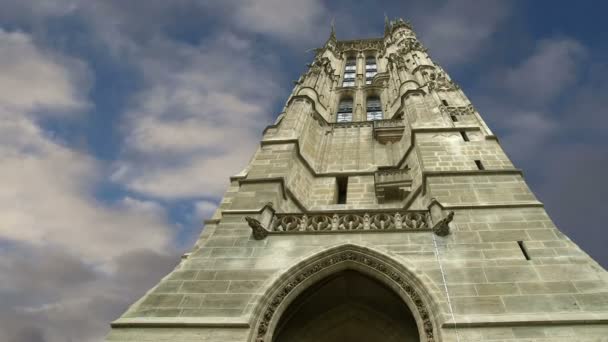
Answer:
xmin=107 ymin=19 xmax=608 ymax=342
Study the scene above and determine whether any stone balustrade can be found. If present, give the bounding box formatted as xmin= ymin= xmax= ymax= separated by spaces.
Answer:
xmin=270 ymin=210 xmax=430 ymax=233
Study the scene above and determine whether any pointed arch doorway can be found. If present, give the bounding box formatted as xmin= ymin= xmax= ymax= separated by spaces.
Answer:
xmin=273 ymin=270 xmax=420 ymax=342
xmin=250 ymin=245 xmax=438 ymax=342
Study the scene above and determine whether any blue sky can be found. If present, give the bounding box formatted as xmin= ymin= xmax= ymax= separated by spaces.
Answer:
xmin=0 ymin=1 xmax=607 ymax=341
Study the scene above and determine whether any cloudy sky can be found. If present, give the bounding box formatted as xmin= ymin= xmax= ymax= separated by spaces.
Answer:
xmin=0 ymin=1 xmax=606 ymax=341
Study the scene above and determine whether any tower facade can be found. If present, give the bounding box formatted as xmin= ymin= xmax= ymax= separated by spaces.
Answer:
xmin=107 ymin=19 xmax=608 ymax=342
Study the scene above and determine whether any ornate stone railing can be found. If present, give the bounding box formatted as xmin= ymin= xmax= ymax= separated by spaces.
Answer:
xmin=244 ymin=201 xmax=454 ymax=240
xmin=270 ymin=211 xmax=429 ymax=233
xmin=439 ymin=104 xmax=475 ymax=116
xmin=374 ymin=168 xmax=413 ymax=203
xmin=331 ymin=121 xmax=374 ymax=129
xmin=373 ymin=119 xmax=405 ymax=144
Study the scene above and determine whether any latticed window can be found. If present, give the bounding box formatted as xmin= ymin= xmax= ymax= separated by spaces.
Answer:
xmin=343 ymin=58 xmax=356 ymax=87
xmin=365 ymin=57 xmax=377 ymax=85
xmin=337 ymin=98 xmax=353 ymax=122
xmin=366 ymin=96 xmax=382 ymax=121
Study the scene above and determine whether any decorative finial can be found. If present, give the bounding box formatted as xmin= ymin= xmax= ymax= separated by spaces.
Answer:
xmin=384 ymin=13 xmax=391 ymax=36
xmin=330 ymin=17 xmax=336 ymax=41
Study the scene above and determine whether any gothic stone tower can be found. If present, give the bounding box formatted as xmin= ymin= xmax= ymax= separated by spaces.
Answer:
xmin=107 ymin=19 xmax=608 ymax=342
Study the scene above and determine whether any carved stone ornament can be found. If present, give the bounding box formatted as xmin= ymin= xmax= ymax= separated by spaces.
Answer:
xmin=388 ymin=53 xmax=407 ymax=70
xmin=397 ymin=37 xmax=427 ymax=54
xmin=432 ymin=211 xmax=454 ymax=237
xmin=386 ymin=18 xmax=414 ymax=35
xmin=245 ymin=216 xmax=269 ymax=240
xmin=336 ymin=38 xmax=384 ymax=53
xmin=439 ymin=104 xmax=475 ymax=116
xmin=426 ymin=69 xmax=460 ymax=92
xmin=253 ymin=249 xmax=436 ymax=342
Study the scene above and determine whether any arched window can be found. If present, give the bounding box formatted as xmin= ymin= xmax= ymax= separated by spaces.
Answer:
xmin=366 ymin=96 xmax=382 ymax=121
xmin=343 ymin=58 xmax=356 ymax=87
xmin=365 ymin=56 xmax=377 ymax=85
xmin=337 ymin=98 xmax=353 ymax=122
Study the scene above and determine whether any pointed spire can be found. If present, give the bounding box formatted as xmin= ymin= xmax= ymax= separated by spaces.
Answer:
xmin=384 ymin=13 xmax=391 ymax=36
xmin=329 ymin=17 xmax=337 ymax=41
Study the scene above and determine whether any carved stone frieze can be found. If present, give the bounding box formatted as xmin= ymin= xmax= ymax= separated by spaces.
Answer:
xmin=336 ymin=39 xmax=384 ymax=53
xmin=271 ymin=211 xmax=429 ymax=233
xmin=254 ymin=249 xmax=436 ymax=342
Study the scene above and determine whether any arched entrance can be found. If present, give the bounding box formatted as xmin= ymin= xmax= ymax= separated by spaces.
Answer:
xmin=273 ymin=270 xmax=420 ymax=342
xmin=250 ymin=244 xmax=438 ymax=342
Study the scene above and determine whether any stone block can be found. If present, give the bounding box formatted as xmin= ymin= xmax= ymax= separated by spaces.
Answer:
xmin=180 ymin=281 xmax=230 ymax=294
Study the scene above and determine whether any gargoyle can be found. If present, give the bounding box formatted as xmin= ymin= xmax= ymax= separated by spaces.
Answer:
xmin=432 ymin=211 xmax=454 ymax=237
xmin=245 ymin=216 xmax=269 ymax=240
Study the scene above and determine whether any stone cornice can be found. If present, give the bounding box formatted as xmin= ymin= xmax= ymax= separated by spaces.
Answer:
xmin=111 ymin=317 xmax=250 ymax=328
xmin=442 ymin=313 xmax=608 ymax=328
xmin=439 ymin=202 xmax=544 ymax=210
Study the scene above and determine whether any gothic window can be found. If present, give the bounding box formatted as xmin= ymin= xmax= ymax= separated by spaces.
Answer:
xmin=366 ymin=96 xmax=383 ymax=121
xmin=343 ymin=58 xmax=356 ymax=87
xmin=336 ymin=98 xmax=353 ymax=122
xmin=365 ymin=56 xmax=377 ymax=85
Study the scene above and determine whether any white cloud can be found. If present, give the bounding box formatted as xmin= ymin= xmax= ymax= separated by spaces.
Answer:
xmin=202 ymin=0 xmax=328 ymax=43
xmin=0 ymin=29 xmax=89 ymax=114
xmin=233 ymin=0 xmax=327 ymax=42
xmin=194 ymin=200 xmax=219 ymax=221
xmin=417 ymin=0 xmax=512 ymax=66
xmin=0 ymin=28 xmax=179 ymax=342
xmin=0 ymin=29 xmax=174 ymax=263
xmin=501 ymin=38 xmax=587 ymax=104
xmin=112 ymin=32 xmax=283 ymax=199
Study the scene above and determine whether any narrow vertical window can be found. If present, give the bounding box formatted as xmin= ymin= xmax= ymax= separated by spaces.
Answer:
xmin=366 ymin=96 xmax=383 ymax=121
xmin=365 ymin=56 xmax=377 ymax=85
xmin=474 ymin=160 xmax=484 ymax=170
xmin=460 ymin=131 xmax=469 ymax=142
xmin=336 ymin=98 xmax=353 ymax=122
xmin=336 ymin=177 xmax=348 ymax=204
xmin=343 ymin=58 xmax=356 ymax=87
xmin=517 ymin=241 xmax=531 ymax=260
xmin=442 ymin=99 xmax=449 ymax=106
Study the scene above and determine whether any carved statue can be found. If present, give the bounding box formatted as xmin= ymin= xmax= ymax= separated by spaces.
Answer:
xmin=245 ymin=216 xmax=269 ymax=240
xmin=432 ymin=211 xmax=454 ymax=237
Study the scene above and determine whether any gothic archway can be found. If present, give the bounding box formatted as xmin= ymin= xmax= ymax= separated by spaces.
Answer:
xmin=249 ymin=244 xmax=439 ymax=342
xmin=274 ymin=270 xmax=420 ymax=341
